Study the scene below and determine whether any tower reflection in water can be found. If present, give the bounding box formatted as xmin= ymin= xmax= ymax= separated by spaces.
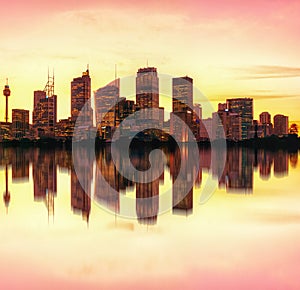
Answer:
xmin=0 ymin=145 xmax=297 ymax=224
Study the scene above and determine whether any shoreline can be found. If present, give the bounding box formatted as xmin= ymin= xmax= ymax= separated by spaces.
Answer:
xmin=0 ymin=135 xmax=299 ymax=151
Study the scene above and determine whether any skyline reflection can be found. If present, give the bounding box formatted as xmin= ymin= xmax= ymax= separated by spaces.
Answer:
xmin=0 ymin=145 xmax=297 ymax=224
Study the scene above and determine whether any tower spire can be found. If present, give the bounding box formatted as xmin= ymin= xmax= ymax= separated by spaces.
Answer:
xmin=3 ymin=78 xmax=11 ymax=123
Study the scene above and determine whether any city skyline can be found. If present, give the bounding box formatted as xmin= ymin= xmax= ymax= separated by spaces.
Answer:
xmin=1 ymin=65 xmax=300 ymax=125
xmin=0 ymin=66 xmax=296 ymax=142
xmin=1 ymin=0 xmax=300 ymax=123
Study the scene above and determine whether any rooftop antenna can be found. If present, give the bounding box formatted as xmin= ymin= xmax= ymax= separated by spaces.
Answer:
xmin=87 ymin=64 xmax=89 ymax=72
xmin=115 ymin=64 xmax=117 ymax=80
xmin=147 ymin=59 xmax=149 ymax=67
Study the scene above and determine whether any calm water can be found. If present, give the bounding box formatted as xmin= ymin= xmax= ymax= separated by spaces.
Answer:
xmin=0 ymin=145 xmax=299 ymax=289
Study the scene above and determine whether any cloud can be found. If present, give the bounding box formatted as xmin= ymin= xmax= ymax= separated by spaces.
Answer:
xmin=207 ymin=94 xmax=300 ymax=102
xmin=233 ymin=65 xmax=300 ymax=79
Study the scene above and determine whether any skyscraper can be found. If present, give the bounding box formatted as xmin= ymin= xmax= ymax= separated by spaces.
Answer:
xmin=259 ymin=112 xmax=271 ymax=125
xmin=71 ymin=68 xmax=93 ymax=126
xmin=172 ymin=76 xmax=193 ymax=112
xmin=171 ymin=76 xmax=193 ymax=142
xmin=226 ymin=98 xmax=253 ymax=140
xmin=94 ymin=79 xmax=120 ymax=131
xmin=136 ymin=67 xmax=159 ymax=120
xmin=32 ymin=73 xmax=57 ymax=139
xmin=274 ymin=114 xmax=288 ymax=136
xmin=217 ymin=104 xmax=241 ymax=141
xmin=259 ymin=111 xmax=273 ymax=137
xmin=12 ymin=109 xmax=29 ymax=139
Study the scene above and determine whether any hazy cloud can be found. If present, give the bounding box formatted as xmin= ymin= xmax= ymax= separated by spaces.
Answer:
xmin=233 ymin=65 xmax=300 ymax=79
xmin=208 ymin=94 xmax=300 ymax=102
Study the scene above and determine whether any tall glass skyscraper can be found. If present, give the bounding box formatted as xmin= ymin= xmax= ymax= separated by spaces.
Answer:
xmin=226 ymin=98 xmax=253 ymax=140
xmin=136 ymin=67 xmax=159 ymax=121
xmin=71 ymin=68 xmax=93 ymax=126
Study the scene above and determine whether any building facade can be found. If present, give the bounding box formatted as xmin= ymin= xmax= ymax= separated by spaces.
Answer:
xmin=71 ymin=69 xmax=93 ymax=126
xmin=136 ymin=67 xmax=159 ymax=121
xmin=226 ymin=98 xmax=253 ymax=140
xmin=12 ymin=109 xmax=29 ymax=139
xmin=171 ymin=76 xmax=194 ymax=142
xmin=274 ymin=114 xmax=289 ymax=136
xmin=32 ymin=91 xmax=57 ymax=137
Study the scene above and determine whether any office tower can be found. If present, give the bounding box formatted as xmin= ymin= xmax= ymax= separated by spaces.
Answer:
xmin=194 ymin=103 xmax=202 ymax=120
xmin=71 ymin=68 xmax=93 ymax=126
xmin=55 ymin=117 xmax=74 ymax=138
xmin=273 ymin=114 xmax=289 ymax=136
xmin=32 ymin=72 xmax=57 ymax=137
xmin=159 ymin=107 xmax=164 ymax=127
xmin=226 ymin=98 xmax=253 ymax=140
xmin=32 ymin=91 xmax=57 ymax=138
xmin=259 ymin=112 xmax=273 ymax=137
xmin=171 ymin=76 xmax=194 ymax=142
xmin=33 ymin=90 xmax=46 ymax=108
xmin=94 ymin=79 xmax=120 ymax=139
xmin=259 ymin=112 xmax=271 ymax=124
xmin=172 ymin=76 xmax=193 ymax=111
xmin=11 ymin=109 xmax=29 ymax=139
xmin=217 ymin=104 xmax=242 ymax=141
xmin=218 ymin=103 xmax=227 ymax=112
xmin=136 ymin=67 xmax=159 ymax=120
xmin=32 ymin=94 xmax=57 ymax=137
xmin=200 ymin=117 xmax=212 ymax=140
xmin=116 ymin=97 xmax=135 ymax=123
xmin=192 ymin=104 xmax=202 ymax=141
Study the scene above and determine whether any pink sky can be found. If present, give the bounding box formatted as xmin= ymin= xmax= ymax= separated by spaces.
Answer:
xmin=0 ymin=0 xmax=299 ymax=121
